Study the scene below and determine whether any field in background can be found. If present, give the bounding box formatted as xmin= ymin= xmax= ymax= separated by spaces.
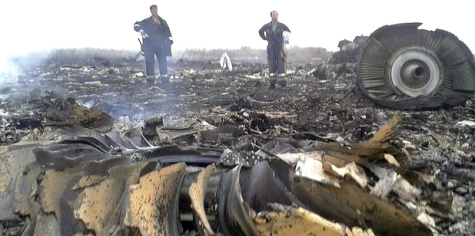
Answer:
xmin=8 ymin=46 xmax=334 ymax=69
xmin=178 ymin=46 xmax=333 ymax=64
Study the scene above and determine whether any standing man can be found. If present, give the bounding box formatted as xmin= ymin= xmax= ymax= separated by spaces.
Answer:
xmin=134 ymin=4 xmax=173 ymax=86
xmin=259 ymin=11 xmax=291 ymax=88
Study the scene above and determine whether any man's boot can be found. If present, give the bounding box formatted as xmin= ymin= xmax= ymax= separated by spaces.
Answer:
xmin=146 ymin=75 xmax=155 ymax=86
xmin=277 ymin=73 xmax=287 ymax=87
xmin=269 ymin=78 xmax=277 ymax=89
xmin=269 ymin=73 xmax=277 ymax=89
xmin=277 ymin=79 xmax=287 ymax=87
xmin=160 ymin=74 xmax=170 ymax=85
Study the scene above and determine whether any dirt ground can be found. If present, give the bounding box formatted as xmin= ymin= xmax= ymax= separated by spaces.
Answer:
xmin=1 ymin=55 xmax=475 ymax=235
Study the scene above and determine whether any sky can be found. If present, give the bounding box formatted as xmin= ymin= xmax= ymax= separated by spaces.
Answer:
xmin=0 ymin=1 xmax=474 ymax=60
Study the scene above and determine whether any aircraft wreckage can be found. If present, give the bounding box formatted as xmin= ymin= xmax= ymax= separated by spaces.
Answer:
xmin=357 ymin=22 xmax=475 ymax=110
xmin=1 ymin=22 xmax=475 ymax=235
xmin=1 ymin=110 xmax=434 ymax=235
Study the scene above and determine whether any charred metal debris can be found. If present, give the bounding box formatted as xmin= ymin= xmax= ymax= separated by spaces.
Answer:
xmin=1 ymin=113 xmax=440 ymax=236
xmin=1 ymin=22 xmax=475 ymax=236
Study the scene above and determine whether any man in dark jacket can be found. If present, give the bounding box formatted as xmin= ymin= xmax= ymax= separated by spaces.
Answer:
xmin=259 ymin=11 xmax=291 ymax=88
xmin=134 ymin=5 xmax=173 ymax=85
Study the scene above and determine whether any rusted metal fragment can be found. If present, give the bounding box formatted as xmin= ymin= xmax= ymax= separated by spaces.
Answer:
xmin=124 ymin=162 xmax=186 ymax=236
xmin=189 ymin=164 xmax=215 ymax=235
xmin=74 ymin=161 xmax=151 ymax=234
xmin=323 ymin=181 xmax=432 ymax=236
xmin=253 ymin=203 xmax=375 ymax=236
xmin=38 ymin=168 xmax=86 ymax=234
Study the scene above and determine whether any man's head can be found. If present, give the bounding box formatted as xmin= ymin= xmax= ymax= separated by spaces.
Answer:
xmin=270 ymin=11 xmax=278 ymax=22
xmin=150 ymin=5 xmax=158 ymax=17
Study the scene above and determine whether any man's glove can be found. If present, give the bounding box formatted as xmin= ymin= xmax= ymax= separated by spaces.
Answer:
xmin=139 ymin=29 xmax=148 ymax=38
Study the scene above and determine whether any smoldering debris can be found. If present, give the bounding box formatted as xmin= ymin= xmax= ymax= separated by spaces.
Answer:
xmin=0 ymin=50 xmax=474 ymax=236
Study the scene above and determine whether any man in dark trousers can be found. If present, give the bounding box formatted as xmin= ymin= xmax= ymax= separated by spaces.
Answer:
xmin=259 ymin=11 xmax=291 ymax=88
xmin=134 ymin=4 xmax=173 ymax=86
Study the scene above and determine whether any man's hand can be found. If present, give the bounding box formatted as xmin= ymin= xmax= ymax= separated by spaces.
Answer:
xmin=139 ymin=29 xmax=148 ymax=38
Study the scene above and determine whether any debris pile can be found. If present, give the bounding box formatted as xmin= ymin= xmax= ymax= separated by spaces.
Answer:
xmin=0 ymin=49 xmax=474 ymax=235
xmin=1 ymin=113 xmax=436 ymax=235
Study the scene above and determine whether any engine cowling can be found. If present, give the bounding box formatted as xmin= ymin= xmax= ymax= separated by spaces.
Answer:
xmin=357 ymin=22 xmax=475 ymax=110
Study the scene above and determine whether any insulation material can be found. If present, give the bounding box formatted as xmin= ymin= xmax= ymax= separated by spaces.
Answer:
xmin=253 ymin=203 xmax=375 ymax=236
xmin=74 ymin=162 xmax=150 ymax=234
xmin=189 ymin=164 xmax=215 ymax=236
xmin=124 ymin=163 xmax=186 ymax=236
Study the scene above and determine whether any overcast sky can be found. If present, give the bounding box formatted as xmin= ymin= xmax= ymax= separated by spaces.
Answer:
xmin=1 ymin=0 xmax=474 ymax=56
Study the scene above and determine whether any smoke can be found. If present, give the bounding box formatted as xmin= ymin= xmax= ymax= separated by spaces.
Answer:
xmin=0 ymin=49 xmax=54 ymax=86
xmin=0 ymin=57 xmax=19 ymax=84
